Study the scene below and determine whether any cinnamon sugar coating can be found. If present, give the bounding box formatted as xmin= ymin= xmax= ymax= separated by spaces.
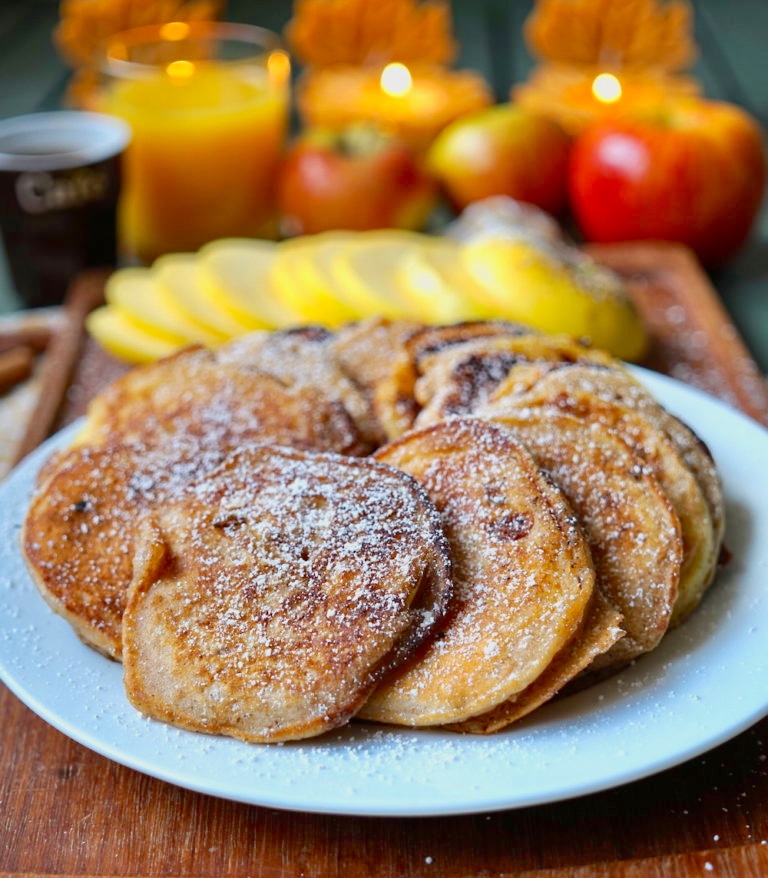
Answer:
xmin=362 ymin=418 xmax=596 ymax=726
xmin=123 ymin=445 xmax=452 ymax=743
xmin=22 ymin=319 xmax=725 ymax=740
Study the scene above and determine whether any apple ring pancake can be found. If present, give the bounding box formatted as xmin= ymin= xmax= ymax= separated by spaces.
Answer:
xmin=487 ymin=361 xmax=724 ymax=548
xmin=486 ymin=362 xmax=723 ymax=623
xmin=373 ymin=321 xmax=529 ymax=440
xmin=447 ymin=591 xmax=623 ymax=733
xmin=22 ymin=441 xmax=233 ymax=659
xmin=122 ymin=445 xmax=453 ymax=743
xmin=331 ymin=317 xmax=421 ymax=445
xmin=483 ymin=410 xmax=683 ymax=671
xmin=413 ymin=334 xmax=618 ymax=427
xmin=404 ymin=320 xmax=530 ymax=362
xmin=216 ymin=327 xmax=381 ymax=451
xmin=360 ymin=417 xmax=595 ymax=727
xmin=80 ymin=345 xmax=366 ymax=456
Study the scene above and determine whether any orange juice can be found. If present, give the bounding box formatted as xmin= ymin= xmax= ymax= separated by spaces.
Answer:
xmin=101 ymin=25 xmax=290 ymax=263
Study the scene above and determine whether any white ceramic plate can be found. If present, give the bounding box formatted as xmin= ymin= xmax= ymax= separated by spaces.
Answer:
xmin=2 ymin=369 xmax=767 ymax=817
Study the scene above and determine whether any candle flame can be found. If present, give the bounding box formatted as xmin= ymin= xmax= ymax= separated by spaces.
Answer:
xmin=160 ymin=21 xmax=191 ymax=42
xmin=166 ymin=59 xmax=195 ymax=79
xmin=592 ymin=73 xmax=622 ymax=104
xmin=380 ymin=63 xmax=413 ymax=97
xmin=267 ymin=49 xmax=291 ymax=85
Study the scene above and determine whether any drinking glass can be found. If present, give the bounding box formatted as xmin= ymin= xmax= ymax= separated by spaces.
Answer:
xmin=99 ymin=21 xmax=291 ymax=264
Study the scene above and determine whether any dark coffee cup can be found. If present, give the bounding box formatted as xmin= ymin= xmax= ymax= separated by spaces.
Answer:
xmin=0 ymin=112 xmax=131 ymax=308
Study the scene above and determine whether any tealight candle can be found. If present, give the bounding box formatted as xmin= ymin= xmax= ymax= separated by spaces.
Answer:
xmin=298 ymin=62 xmax=492 ymax=152
xmin=100 ymin=21 xmax=290 ymax=264
xmin=592 ymin=72 xmax=622 ymax=104
xmin=514 ymin=64 xmax=700 ymax=134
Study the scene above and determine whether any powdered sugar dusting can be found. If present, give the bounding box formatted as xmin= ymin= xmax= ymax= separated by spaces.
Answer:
xmin=365 ymin=418 xmax=594 ymax=725
xmin=124 ymin=445 xmax=452 ymax=742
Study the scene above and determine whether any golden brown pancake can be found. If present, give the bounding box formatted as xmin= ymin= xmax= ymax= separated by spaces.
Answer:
xmin=488 ymin=361 xmax=724 ymax=544
xmin=414 ymin=334 xmax=618 ymax=427
xmin=216 ymin=327 xmax=380 ymax=451
xmin=487 ymin=362 xmax=723 ymax=623
xmin=482 ymin=410 xmax=683 ymax=671
xmin=331 ymin=317 xmax=421 ymax=445
xmin=447 ymin=591 xmax=624 ymax=733
xmin=372 ymin=321 xmax=529 ymax=440
xmin=557 ymin=365 xmax=726 ymax=570
xmin=80 ymin=345 xmax=366 ymax=456
xmin=360 ymin=417 xmax=595 ymax=727
xmin=403 ymin=320 xmax=531 ymax=363
xmin=122 ymin=444 xmax=453 ymax=743
xmin=22 ymin=441 xmax=232 ymax=659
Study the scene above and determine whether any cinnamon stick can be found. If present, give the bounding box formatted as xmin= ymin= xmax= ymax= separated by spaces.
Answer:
xmin=0 ymin=345 xmax=34 ymax=394
xmin=0 ymin=325 xmax=51 ymax=355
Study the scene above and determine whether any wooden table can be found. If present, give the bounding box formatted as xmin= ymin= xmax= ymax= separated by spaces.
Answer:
xmin=2 ymin=3 xmax=768 ymax=876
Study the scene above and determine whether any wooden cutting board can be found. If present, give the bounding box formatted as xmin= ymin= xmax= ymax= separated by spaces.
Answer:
xmin=587 ymin=242 xmax=768 ymax=425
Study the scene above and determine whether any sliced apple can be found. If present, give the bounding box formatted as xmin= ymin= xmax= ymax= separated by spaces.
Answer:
xmin=198 ymin=238 xmax=301 ymax=330
xmin=105 ymin=268 xmax=216 ymax=345
xmin=153 ymin=253 xmax=246 ymax=341
xmin=85 ymin=306 xmax=181 ymax=364
xmin=328 ymin=230 xmax=443 ymax=320
xmin=461 ymin=237 xmax=647 ymax=361
xmin=396 ymin=239 xmax=496 ymax=323
xmin=270 ymin=233 xmax=361 ymax=326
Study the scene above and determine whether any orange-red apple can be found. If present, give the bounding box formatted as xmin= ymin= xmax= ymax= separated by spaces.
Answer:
xmin=426 ymin=103 xmax=572 ymax=216
xmin=568 ymin=98 xmax=767 ymax=267
xmin=276 ymin=127 xmax=436 ymax=236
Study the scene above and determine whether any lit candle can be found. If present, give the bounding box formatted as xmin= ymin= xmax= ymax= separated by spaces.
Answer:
xmin=515 ymin=0 xmax=701 ymax=133
xmin=101 ymin=21 xmax=290 ymax=264
xmin=514 ymin=64 xmax=699 ymax=134
xmin=298 ymin=62 xmax=492 ymax=152
xmin=592 ymin=72 xmax=622 ymax=105
xmin=380 ymin=62 xmax=412 ymax=98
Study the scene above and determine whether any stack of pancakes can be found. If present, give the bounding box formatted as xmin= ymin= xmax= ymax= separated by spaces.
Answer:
xmin=22 ymin=319 xmax=724 ymax=742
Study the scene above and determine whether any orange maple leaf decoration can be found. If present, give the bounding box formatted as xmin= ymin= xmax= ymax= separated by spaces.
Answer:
xmin=285 ymin=0 xmax=457 ymax=69
xmin=525 ymin=0 xmax=697 ymax=72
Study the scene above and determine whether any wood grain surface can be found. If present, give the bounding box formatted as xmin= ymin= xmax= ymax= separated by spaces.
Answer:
xmin=2 ymin=244 xmax=768 ymax=877
xmin=2 ymin=680 xmax=767 ymax=876
xmin=588 ymin=242 xmax=768 ymax=427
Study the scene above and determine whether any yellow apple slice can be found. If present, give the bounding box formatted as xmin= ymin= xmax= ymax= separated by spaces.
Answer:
xmin=328 ymin=230 xmax=444 ymax=321
xmin=86 ymin=306 xmax=181 ymax=364
xmin=270 ymin=233 xmax=361 ymax=326
xmin=153 ymin=253 xmax=245 ymax=341
xmin=198 ymin=238 xmax=302 ymax=330
xmin=461 ymin=238 xmax=647 ymax=361
xmin=105 ymin=268 xmax=216 ymax=345
xmin=396 ymin=238 xmax=497 ymax=323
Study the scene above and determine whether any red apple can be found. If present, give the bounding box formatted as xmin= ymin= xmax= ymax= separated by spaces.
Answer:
xmin=568 ymin=99 xmax=767 ymax=267
xmin=426 ymin=103 xmax=572 ymax=216
xmin=276 ymin=127 xmax=436 ymax=236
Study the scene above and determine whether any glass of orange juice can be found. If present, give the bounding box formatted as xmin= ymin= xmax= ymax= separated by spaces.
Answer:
xmin=99 ymin=21 xmax=290 ymax=264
